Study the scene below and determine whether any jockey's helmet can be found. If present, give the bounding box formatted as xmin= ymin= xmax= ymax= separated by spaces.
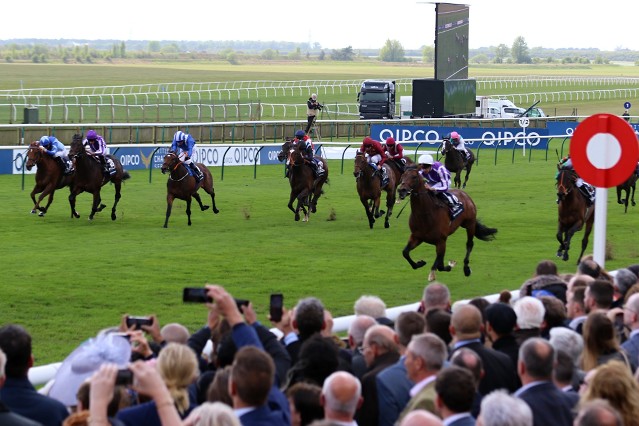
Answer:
xmin=174 ymin=131 xmax=187 ymax=142
xmin=418 ymin=154 xmax=434 ymax=165
xmin=86 ymin=130 xmax=98 ymax=140
xmin=295 ymin=130 xmax=306 ymax=138
xmin=386 ymin=137 xmax=396 ymax=146
xmin=450 ymin=131 xmax=460 ymax=140
xmin=363 ymin=136 xmax=374 ymax=146
xmin=39 ymin=136 xmax=51 ymax=147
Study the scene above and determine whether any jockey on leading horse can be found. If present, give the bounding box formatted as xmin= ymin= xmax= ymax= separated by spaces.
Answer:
xmin=83 ymin=130 xmax=115 ymax=177
xmin=447 ymin=131 xmax=472 ymax=164
xmin=291 ymin=130 xmax=324 ymax=178
xmin=171 ymin=130 xmax=204 ymax=183
xmin=360 ymin=136 xmax=389 ymax=186
xmin=38 ymin=135 xmax=74 ymax=175
xmin=557 ymin=155 xmax=596 ymax=206
xmin=418 ymin=154 xmax=463 ymax=219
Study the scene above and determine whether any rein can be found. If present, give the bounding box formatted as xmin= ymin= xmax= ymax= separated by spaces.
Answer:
xmin=168 ymin=160 xmax=189 ymax=182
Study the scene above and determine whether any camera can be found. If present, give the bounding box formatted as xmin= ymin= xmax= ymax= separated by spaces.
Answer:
xmin=115 ymin=368 xmax=133 ymax=386
xmin=269 ymin=293 xmax=284 ymax=322
xmin=316 ymin=103 xmax=324 ymax=110
xmin=126 ymin=316 xmax=153 ymax=329
xmin=182 ymin=287 xmax=249 ymax=311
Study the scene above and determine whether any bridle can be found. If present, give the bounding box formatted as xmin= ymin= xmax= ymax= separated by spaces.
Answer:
xmin=164 ymin=153 xmax=190 ymax=181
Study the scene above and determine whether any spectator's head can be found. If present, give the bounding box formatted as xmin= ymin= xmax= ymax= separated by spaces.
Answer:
xmin=580 ymin=361 xmax=639 ymax=426
xmin=404 ymin=333 xmax=447 ymax=382
xmin=549 ymin=327 xmax=583 ymax=366
xmin=624 ymin=293 xmax=639 ymax=330
xmin=574 ymin=399 xmax=623 ymax=426
xmin=321 ymin=371 xmax=362 ymax=422
xmin=353 ymin=295 xmax=386 ymax=319
xmin=186 ymin=401 xmax=241 ymax=426
xmin=435 ymin=365 xmax=475 ymax=416
xmin=160 ymin=323 xmax=191 ymax=345
xmin=568 ymin=274 xmax=595 ymax=292
xmin=513 ymin=296 xmax=545 ymax=330
xmin=578 ymin=258 xmax=603 ymax=279
xmin=207 ymin=365 xmax=233 ymax=406
xmin=584 ymin=280 xmax=614 ymax=312
xmin=347 ymin=315 xmax=376 ymax=350
xmin=399 ymin=410 xmax=444 ymax=426
xmin=450 ymin=304 xmax=483 ymax=341
xmin=395 ymin=311 xmax=426 ymax=349
xmin=614 ymin=268 xmax=638 ymax=300
xmin=421 ymin=282 xmax=451 ymax=314
xmin=476 ymin=390 xmax=533 ymax=426
xmin=311 ymin=94 xmax=317 ymax=100
xmin=535 ymin=260 xmax=558 ymax=276
xmin=553 ymin=349 xmax=575 ymax=389
xmin=294 ymin=297 xmax=325 ymax=339
xmin=230 ymin=346 xmax=274 ymax=408
xmin=450 ymin=347 xmax=484 ymax=388
xmin=286 ymin=382 xmax=323 ymax=426
xmin=0 ymin=324 xmax=32 ymax=378
xmin=566 ymin=286 xmax=586 ymax=319
xmin=484 ymin=302 xmax=517 ymax=340
xmin=581 ymin=311 xmax=620 ymax=372
xmin=468 ymin=297 xmax=490 ymax=322
xmin=425 ymin=308 xmax=452 ymax=346
xmin=158 ymin=342 xmax=199 ymax=414
xmin=362 ymin=325 xmax=399 ymax=368
xmin=294 ymin=335 xmax=340 ymax=387
xmin=518 ymin=337 xmax=554 ymax=383
xmin=539 ymin=295 xmax=567 ymax=331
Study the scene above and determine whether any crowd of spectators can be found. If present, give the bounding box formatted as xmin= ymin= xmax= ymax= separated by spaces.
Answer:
xmin=1 ymin=258 xmax=639 ymax=426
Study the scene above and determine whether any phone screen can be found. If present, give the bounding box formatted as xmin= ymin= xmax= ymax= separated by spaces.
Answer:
xmin=182 ymin=288 xmax=212 ymax=303
xmin=270 ymin=293 xmax=284 ymax=322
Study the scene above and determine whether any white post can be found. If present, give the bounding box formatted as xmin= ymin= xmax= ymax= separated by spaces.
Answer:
xmin=593 ymin=187 xmax=608 ymax=268
xmin=519 ymin=117 xmax=530 ymax=157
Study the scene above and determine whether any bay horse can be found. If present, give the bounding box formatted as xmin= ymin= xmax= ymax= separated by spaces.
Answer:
xmin=440 ymin=138 xmax=475 ymax=189
xmin=67 ymin=134 xmax=130 ymax=221
xmin=397 ymin=166 xmax=497 ymax=281
xmin=161 ymin=152 xmax=219 ymax=228
xmin=353 ymin=152 xmax=397 ymax=229
xmin=277 ymin=141 xmax=329 ymax=221
xmin=25 ymin=141 xmax=74 ymax=216
xmin=556 ymin=169 xmax=594 ymax=263
xmin=616 ymin=172 xmax=637 ymax=213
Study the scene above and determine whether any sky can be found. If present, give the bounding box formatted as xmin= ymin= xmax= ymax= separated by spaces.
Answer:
xmin=0 ymin=0 xmax=633 ymax=51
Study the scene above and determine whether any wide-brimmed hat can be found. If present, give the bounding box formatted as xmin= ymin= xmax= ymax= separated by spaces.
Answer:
xmin=48 ymin=333 xmax=131 ymax=407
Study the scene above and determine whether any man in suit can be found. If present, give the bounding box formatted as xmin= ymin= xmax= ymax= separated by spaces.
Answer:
xmin=0 ymin=349 xmax=41 ymax=426
xmin=450 ymin=348 xmax=484 ymax=418
xmin=476 ymin=390 xmax=532 ymax=426
xmin=397 ymin=333 xmax=448 ymax=423
xmin=514 ymin=338 xmax=576 ymax=426
xmin=484 ymin=302 xmax=519 ymax=367
xmin=274 ymin=297 xmax=326 ymax=365
xmin=566 ymin=285 xmax=588 ymax=334
xmin=356 ymin=325 xmax=400 ymax=426
xmin=622 ymin=293 xmax=639 ymax=366
xmin=449 ymin=304 xmax=520 ymax=395
xmin=421 ymin=282 xmax=451 ymax=315
xmin=348 ymin=315 xmax=377 ymax=379
xmin=434 ymin=366 xmax=476 ymax=426
xmin=0 ymin=324 xmax=69 ymax=426
xmin=321 ymin=371 xmax=362 ymax=426
xmin=377 ymin=311 xmax=426 ymax=426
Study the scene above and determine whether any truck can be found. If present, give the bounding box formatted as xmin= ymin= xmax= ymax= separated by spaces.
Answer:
xmin=357 ymin=80 xmax=396 ymax=119
xmin=475 ymin=96 xmax=518 ymax=118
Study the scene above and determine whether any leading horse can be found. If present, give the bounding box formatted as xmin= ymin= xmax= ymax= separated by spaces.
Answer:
xmin=397 ymin=166 xmax=497 ymax=281
xmin=440 ymin=138 xmax=475 ymax=189
xmin=277 ymin=141 xmax=329 ymax=221
xmin=25 ymin=141 xmax=74 ymax=216
xmin=616 ymin=173 xmax=637 ymax=213
xmin=353 ymin=152 xmax=397 ymax=229
xmin=67 ymin=134 xmax=130 ymax=221
xmin=556 ymin=169 xmax=594 ymax=263
xmin=161 ymin=152 xmax=219 ymax=228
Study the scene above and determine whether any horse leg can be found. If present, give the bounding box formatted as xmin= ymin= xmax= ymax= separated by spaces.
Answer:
xmin=68 ymin=190 xmax=81 ymax=219
xmin=163 ymin=194 xmax=175 ymax=228
xmin=402 ymin=235 xmax=426 ymax=269
xmin=625 ymin=189 xmax=629 ymax=213
xmin=577 ymin=220 xmax=594 ymax=265
xmin=462 ymin=226 xmax=476 ymax=277
xmin=193 ymin=192 xmax=209 ymax=211
xmin=186 ymin=197 xmax=192 ymax=226
xmin=38 ymin=189 xmax=56 ymax=217
xmin=455 ymin=171 xmax=461 ymax=189
xmin=300 ymin=194 xmax=310 ymax=222
xmin=89 ymin=192 xmax=101 ymax=220
xmin=288 ymin=192 xmax=300 ymax=221
xmin=556 ymin=227 xmax=567 ymax=260
xmin=462 ymin=165 xmax=471 ymax=189
xmin=111 ymin=183 xmax=122 ymax=221
xmin=374 ymin=196 xmax=384 ymax=218
xmin=617 ymin=186 xmax=624 ymax=204
xmin=361 ymin=197 xmax=375 ymax=229
xmin=631 ymin=184 xmax=637 ymax=207
xmin=204 ymin=184 xmax=220 ymax=214
xmin=384 ymin=190 xmax=395 ymax=229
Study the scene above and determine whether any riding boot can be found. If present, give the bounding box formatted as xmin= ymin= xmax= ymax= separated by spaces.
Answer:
xmin=578 ymin=184 xmax=595 ymax=206
xmin=99 ymin=156 xmax=109 ymax=176
xmin=55 ymin=156 xmax=66 ymax=174
xmin=189 ymin=163 xmax=204 ymax=183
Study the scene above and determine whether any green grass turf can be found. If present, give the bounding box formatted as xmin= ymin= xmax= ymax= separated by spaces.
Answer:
xmin=1 ymin=146 xmax=638 ymax=366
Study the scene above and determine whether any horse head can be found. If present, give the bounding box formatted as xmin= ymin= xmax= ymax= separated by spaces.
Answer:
xmin=353 ymin=151 xmax=367 ymax=178
xmin=398 ymin=166 xmax=422 ymax=200
xmin=68 ymin=134 xmax=85 ymax=159
xmin=287 ymin=144 xmax=306 ymax=166
xmin=277 ymin=141 xmax=292 ymax=162
xmin=556 ymin=169 xmax=577 ymax=201
xmin=161 ymin=152 xmax=180 ymax=174
xmin=440 ymin=138 xmax=453 ymax=156
xmin=25 ymin=141 xmax=42 ymax=171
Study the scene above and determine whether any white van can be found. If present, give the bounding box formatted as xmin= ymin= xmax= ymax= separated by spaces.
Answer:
xmin=476 ymin=96 xmax=518 ymax=118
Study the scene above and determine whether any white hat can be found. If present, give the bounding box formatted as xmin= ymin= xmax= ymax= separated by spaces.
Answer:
xmin=418 ymin=154 xmax=434 ymax=165
xmin=311 ymin=94 xmax=317 ymax=99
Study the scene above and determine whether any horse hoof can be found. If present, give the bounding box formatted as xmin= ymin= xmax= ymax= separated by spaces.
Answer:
xmin=384 ymin=222 xmax=390 ymax=229
xmin=163 ymin=224 xmax=168 ymax=228
xmin=618 ymin=200 xmax=624 ymax=204
xmin=30 ymin=209 xmax=36 ymax=214
xmin=563 ymin=253 xmax=569 ymax=262
xmin=202 ymin=205 xmax=210 ymax=211
xmin=428 ymin=271 xmax=436 ymax=281
xmin=633 ymin=201 xmax=637 ymax=207
xmin=295 ymin=215 xmax=300 ymax=222
xmin=38 ymin=211 xmax=45 ymax=217
xmin=414 ymin=260 xmax=427 ymax=269
xmin=111 ymin=213 xmax=117 ymax=221
xmin=464 ymin=265 xmax=472 ymax=276
xmin=213 ymin=209 xmax=220 ymax=214
xmin=448 ymin=260 xmax=457 ymax=268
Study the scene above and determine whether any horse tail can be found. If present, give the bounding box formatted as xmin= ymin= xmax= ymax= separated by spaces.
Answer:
xmin=122 ymin=171 xmax=131 ymax=181
xmin=475 ymin=220 xmax=498 ymax=241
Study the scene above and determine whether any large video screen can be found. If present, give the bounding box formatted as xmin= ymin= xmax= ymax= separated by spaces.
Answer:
xmin=435 ymin=3 xmax=469 ymax=80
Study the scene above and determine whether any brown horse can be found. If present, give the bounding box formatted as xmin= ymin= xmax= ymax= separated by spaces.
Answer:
xmin=277 ymin=141 xmax=329 ymax=221
xmin=353 ymin=152 xmax=397 ymax=229
xmin=440 ymin=138 xmax=475 ymax=189
xmin=397 ymin=166 xmax=497 ymax=281
xmin=161 ymin=152 xmax=219 ymax=228
xmin=616 ymin=172 xmax=637 ymax=213
xmin=67 ymin=134 xmax=130 ymax=221
xmin=556 ymin=169 xmax=594 ymax=263
xmin=25 ymin=141 xmax=74 ymax=216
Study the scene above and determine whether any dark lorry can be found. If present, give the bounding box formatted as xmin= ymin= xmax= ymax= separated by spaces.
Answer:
xmin=357 ymin=80 xmax=396 ymax=119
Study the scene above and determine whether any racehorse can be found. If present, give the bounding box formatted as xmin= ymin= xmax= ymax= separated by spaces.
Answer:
xmin=353 ymin=152 xmax=397 ymax=229
xmin=277 ymin=141 xmax=329 ymax=221
xmin=397 ymin=166 xmax=497 ymax=281
xmin=67 ymin=134 xmax=130 ymax=221
xmin=556 ymin=168 xmax=594 ymax=263
xmin=25 ymin=141 xmax=74 ymax=216
xmin=161 ymin=152 xmax=219 ymax=228
xmin=616 ymin=172 xmax=637 ymax=213
xmin=440 ymin=138 xmax=475 ymax=189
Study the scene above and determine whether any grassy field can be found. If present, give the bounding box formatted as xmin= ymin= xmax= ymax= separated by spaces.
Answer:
xmin=2 ymin=147 xmax=639 ymax=366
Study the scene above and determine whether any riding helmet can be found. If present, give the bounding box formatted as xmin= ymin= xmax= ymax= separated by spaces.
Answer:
xmin=418 ymin=154 xmax=434 ymax=165
xmin=450 ymin=131 xmax=460 ymax=140
xmin=39 ymin=136 xmax=51 ymax=146
xmin=386 ymin=137 xmax=395 ymax=145
xmin=174 ymin=130 xmax=187 ymax=142
xmin=295 ymin=130 xmax=306 ymax=138
xmin=363 ymin=136 xmax=373 ymax=146
xmin=86 ymin=130 xmax=98 ymax=140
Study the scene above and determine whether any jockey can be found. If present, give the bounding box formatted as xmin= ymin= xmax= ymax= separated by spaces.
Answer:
xmin=448 ymin=131 xmax=471 ymax=162
xmin=384 ymin=136 xmax=406 ymax=172
xmin=38 ymin=135 xmax=73 ymax=175
xmin=290 ymin=129 xmax=323 ymax=177
xmin=171 ymin=130 xmax=204 ymax=183
xmin=360 ymin=136 xmax=389 ymax=184
xmin=418 ymin=154 xmax=463 ymax=217
xmin=83 ymin=129 xmax=115 ymax=176
xmin=557 ymin=156 xmax=595 ymax=206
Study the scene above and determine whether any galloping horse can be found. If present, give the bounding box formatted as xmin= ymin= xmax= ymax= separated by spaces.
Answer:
xmin=277 ymin=141 xmax=329 ymax=221
xmin=25 ymin=141 xmax=74 ymax=216
xmin=556 ymin=169 xmax=594 ymax=263
xmin=161 ymin=152 xmax=219 ymax=228
xmin=397 ymin=166 xmax=497 ymax=281
xmin=67 ymin=134 xmax=130 ymax=220
xmin=616 ymin=172 xmax=637 ymax=213
xmin=440 ymin=138 xmax=475 ymax=189
xmin=353 ymin=152 xmax=397 ymax=229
